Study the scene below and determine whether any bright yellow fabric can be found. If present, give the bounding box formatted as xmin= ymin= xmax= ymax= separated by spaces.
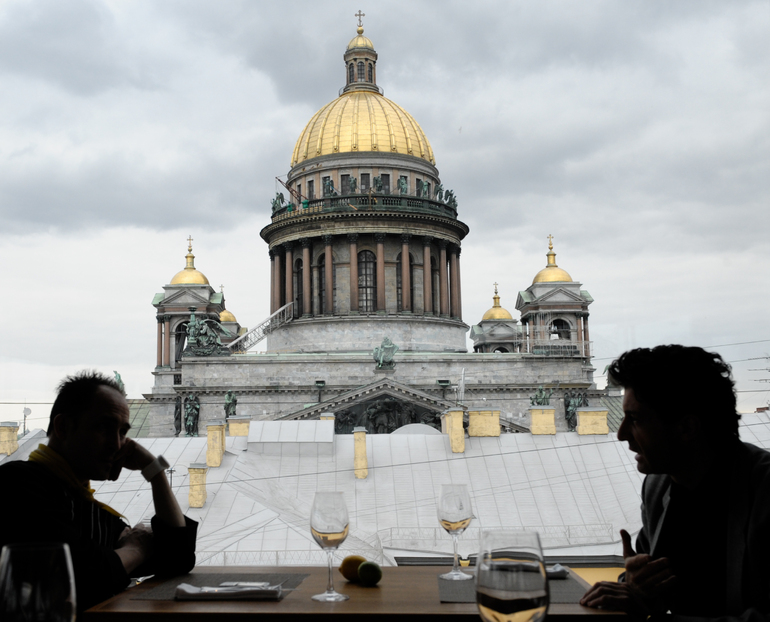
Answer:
xmin=29 ymin=444 xmax=125 ymax=519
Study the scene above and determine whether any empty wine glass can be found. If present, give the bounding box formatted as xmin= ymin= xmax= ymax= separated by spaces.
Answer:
xmin=0 ymin=542 xmax=76 ymax=622
xmin=310 ymin=491 xmax=350 ymax=602
xmin=476 ymin=530 xmax=549 ymax=622
xmin=437 ymin=483 xmax=474 ymax=580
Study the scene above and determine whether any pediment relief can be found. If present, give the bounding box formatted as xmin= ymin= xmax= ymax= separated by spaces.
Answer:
xmin=531 ymin=288 xmax=584 ymax=304
xmin=282 ymin=378 xmax=456 ymax=434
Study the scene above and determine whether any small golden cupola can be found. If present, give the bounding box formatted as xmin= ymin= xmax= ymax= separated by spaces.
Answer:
xmin=532 ymin=236 xmax=573 ymax=284
xmin=219 ymin=309 xmax=237 ymax=323
xmin=170 ymin=237 xmax=210 ymax=285
xmin=482 ymin=283 xmax=514 ymax=320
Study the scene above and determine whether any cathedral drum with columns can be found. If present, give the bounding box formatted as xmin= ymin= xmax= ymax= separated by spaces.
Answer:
xmin=262 ymin=23 xmax=468 ymax=354
xmin=145 ymin=20 xmax=604 ymax=437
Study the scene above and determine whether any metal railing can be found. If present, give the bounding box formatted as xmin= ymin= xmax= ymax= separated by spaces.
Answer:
xmin=226 ymin=303 xmax=294 ymax=353
xmin=270 ymin=193 xmax=458 ymax=222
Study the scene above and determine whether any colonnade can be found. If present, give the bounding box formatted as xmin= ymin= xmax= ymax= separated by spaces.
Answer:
xmin=156 ymin=315 xmax=172 ymax=367
xmin=268 ymin=234 xmax=462 ymax=320
xmin=520 ymin=313 xmax=591 ymax=357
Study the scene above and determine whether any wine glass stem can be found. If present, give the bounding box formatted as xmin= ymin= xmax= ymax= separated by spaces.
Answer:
xmin=452 ymin=534 xmax=460 ymax=574
xmin=325 ymin=549 xmax=335 ymax=593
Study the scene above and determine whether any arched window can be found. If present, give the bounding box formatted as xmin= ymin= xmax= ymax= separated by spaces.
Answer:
xmin=357 ymin=62 xmax=365 ymax=82
xmin=174 ymin=322 xmax=188 ymax=363
xmin=348 ymin=63 xmax=354 ymax=84
xmin=294 ymin=258 xmax=303 ymax=318
xmin=396 ymin=252 xmax=415 ymax=312
xmin=494 ymin=347 xmax=510 ymax=353
xmin=318 ymin=254 xmax=336 ymax=314
xmin=367 ymin=63 xmax=373 ymax=82
xmin=550 ymin=319 xmax=571 ymax=340
xmin=358 ymin=250 xmax=376 ymax=313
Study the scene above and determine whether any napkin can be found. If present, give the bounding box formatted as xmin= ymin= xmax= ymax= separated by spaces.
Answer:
xmin=175 ymin=582 xmax=283 ymax=601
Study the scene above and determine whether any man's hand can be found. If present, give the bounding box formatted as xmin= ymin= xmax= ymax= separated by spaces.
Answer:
xmin=115 ymin=523 xmax=154 ymax=574
xmin=109 ymin=439 xmax=155 ymax=481
xmin=579 ymin=529 xmax=675 ymax=618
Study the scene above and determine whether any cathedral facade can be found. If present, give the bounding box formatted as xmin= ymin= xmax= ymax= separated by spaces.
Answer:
xmin=145 ymin=22 xmax=598 ymax=436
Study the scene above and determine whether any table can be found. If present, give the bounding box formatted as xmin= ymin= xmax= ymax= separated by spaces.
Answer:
xmin=84 ymin=565 xmax=625 ymax=621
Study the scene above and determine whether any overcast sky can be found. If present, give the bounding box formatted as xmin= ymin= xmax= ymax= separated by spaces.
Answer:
xmin=2 ymin=0 xmax=769 ymax=429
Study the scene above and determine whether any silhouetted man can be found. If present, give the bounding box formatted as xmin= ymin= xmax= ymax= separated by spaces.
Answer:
xmin=581 ymin=345 xmax=770 ymax=620
xmin=0 ymin=371 xmax=197 ymax=613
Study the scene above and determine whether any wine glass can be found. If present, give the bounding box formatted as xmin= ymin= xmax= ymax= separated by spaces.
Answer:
xmin=437 ymin=483 xmax=474 ymax=580
xmin=476 ymin=530 xmax=549 ymax=622
xmin=310 ymin=491 xmax=350 ymax=602
xmin=0 ymin=542 xmax=77 ymax=622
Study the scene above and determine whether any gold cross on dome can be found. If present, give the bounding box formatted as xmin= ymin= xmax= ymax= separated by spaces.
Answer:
xmin=493 ymin=282 xmax=499 ymax=295
xmin=547 ymin=234 xmax=553 ymax=250
xmin=355 ymin=10 xmax=365 ymax=27
xmin=220 ymin=285 xmax=224 ymax=294
xmin=187 ymin=235 xmax=194 ymax=251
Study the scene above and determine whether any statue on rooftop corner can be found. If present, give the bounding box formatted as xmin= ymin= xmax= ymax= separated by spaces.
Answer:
xmin=397 ymin=176 xmax=408 ymax=195
xmin=373 ymin=336 xmax=399 ymax=369
xmin=323 ymin=178 xmax=338 ymax=197
xmin=173 ymin=395 xmax=182 ymax=436
xmin=224 ymin=391 xmax=237 ymax=418
xmin=184 ymin=307 xmax=233 ymax=357
xmin=373 ymin=176 xmax=383 ymax=192
xmin=530 ymin=385 xmax=553 ymax=406
xmin=564 ymin=389 xmax=578 ymax=431
xmin=184 ymin=393 xmax=200 ymax=437
xmin=113 ymin=371 xmax=125 ymax=396
xmin=271 ymin=192 xmax=285 ymax=213
xmin=434 ymin=183 xmax=444 ymax=202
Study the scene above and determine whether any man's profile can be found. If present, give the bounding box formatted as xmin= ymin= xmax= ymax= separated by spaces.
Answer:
xmin=0 ymin=371 xmax=197 ymax=613
xmin=580 ymin=345 xmax=770 ymax=620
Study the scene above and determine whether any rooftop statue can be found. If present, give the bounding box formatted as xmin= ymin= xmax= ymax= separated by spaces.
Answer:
xmin=173 ymin=395 xmax=182 ymax=436
xmin=530 ymin=385 xmax=553 ymax=406
xmin=434 ymin=183 xmax=444 ymax=202
xmin=113 ymin=371 xmax=125 ymax=396
xmin=184 ymin=307 xmax=233 ymax=357
xmin=373 ymin=176 xmax=383 ymax=192
xmin=397 ymin=176 xmax=408 ymax=195
xmin=271 ymin=192 xmax=285 ymax=213
xmin=349 ymin=177 xmax=357 ymax=193
xmin=184 ymin=393 xmax=200 ymax=437
xmin=373 ymin=336 xmax=399 ymax=369
xmin=224 ymin=390 xmax=238 ymax=418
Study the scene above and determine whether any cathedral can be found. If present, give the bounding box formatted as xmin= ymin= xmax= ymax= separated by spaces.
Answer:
xmin=145 ymin=20 xmax=599 ymax=436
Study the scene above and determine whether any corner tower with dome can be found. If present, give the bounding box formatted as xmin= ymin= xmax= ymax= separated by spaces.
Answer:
xmin=261 ymin=22 xmax=468 ymax=354
xmin=144 ymin=20 xmax=603 ymax=437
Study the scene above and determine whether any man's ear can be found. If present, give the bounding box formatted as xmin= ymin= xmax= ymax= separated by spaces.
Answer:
xmin=51 ymin=413 xmax=70 ymax=440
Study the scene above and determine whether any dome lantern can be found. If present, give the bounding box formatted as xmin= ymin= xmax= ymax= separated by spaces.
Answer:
xmin=532 ymin=235 xmax=572 ymax=284
xmin=343 ymin=12 xmax=379 ymax=94
xmin=170 ymin=236 xmax=210 ymax=285
xmin=482 ymin=283 xmax=513 ymax=320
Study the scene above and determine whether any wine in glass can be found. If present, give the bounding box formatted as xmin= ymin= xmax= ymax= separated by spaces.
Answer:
xmin=0 ymin=542 xmax=77 ymax=622
xmin=437 ymin=483 xmax=474 ymax=580
xmin=476 ymin=530 xmax=549 ymax=622
xmin=310 ymin=491 xmax=350 ymax=602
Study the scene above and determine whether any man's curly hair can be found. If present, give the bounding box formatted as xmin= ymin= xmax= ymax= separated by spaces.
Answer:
xmin=608 ymin=344 xmax=739 ymax=438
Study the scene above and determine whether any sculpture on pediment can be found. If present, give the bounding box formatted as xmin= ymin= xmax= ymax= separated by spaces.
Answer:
xmin=373 ymin=337 xmax=399 ymax=369
xmin=224 ymin=391 xmax=237 ymax=418
xmin=333 ymin=397 xmax=441 ymax=434
xmin=173 ymin=395 xmax=183 ymax=436
xmin=184 ymin=393 xmax=200 ymax=437
xmin=184 ymin=307 xmax=233 ymax=357
xmin=530 ymin=385 xmax=553 ymax=406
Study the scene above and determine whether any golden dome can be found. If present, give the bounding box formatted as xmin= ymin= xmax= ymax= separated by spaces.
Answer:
xmin=291 ymin=91 xmax=435 ymax=166
xmin=532 ymin=236 xmax=572 ymax=284
xmin=170 ymin=238 xmax=210 ymax=285
xmin=219 ymin=309 xmax=237 ymax=323
xmin=482 ymin=283 xmax=513 ymax=320
xmin=348 ymin=26 xmax=374 ymax=50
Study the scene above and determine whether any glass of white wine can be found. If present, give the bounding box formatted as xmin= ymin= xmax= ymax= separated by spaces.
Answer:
xmin=0 ymin=542 xmax=77 ymax=622
xmin=310 ymin=491 xmax=350 ymax=602
xmin=437 ymin=483 xmax=474 ymax=580
xmin=476 ymin=530 xmax=549 ymax=622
